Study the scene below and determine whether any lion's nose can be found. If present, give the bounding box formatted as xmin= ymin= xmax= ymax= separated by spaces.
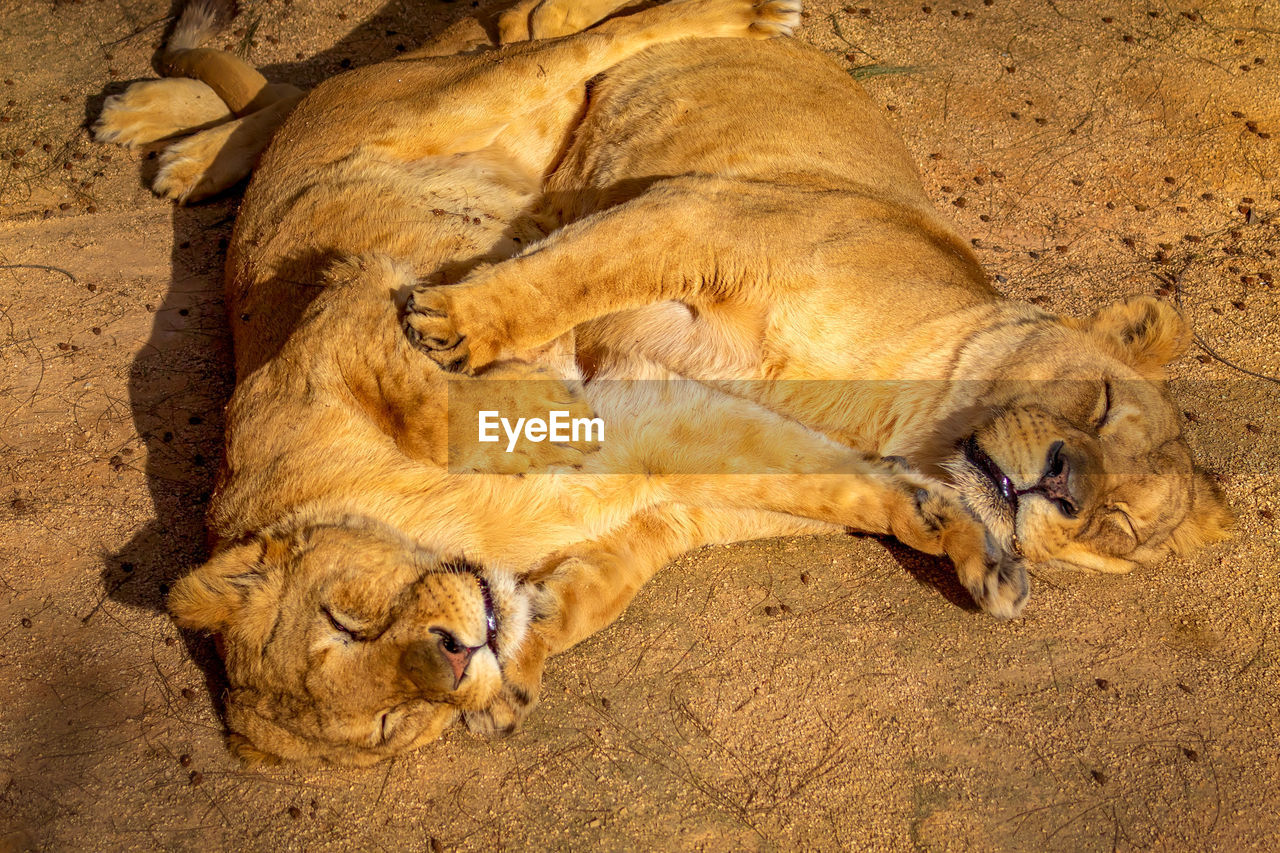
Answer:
xmin=434 ymin=629 xmax=485 ymax=688
xmin=1016 ymin=440 xmax=1079 ymax=517
xmin=403 ymin=631 xmax=486 ymax=693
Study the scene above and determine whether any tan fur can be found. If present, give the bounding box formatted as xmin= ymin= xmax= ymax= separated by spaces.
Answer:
xmin=103 ymin=0 xmax=1020 ymax=765
xmin=100 ymin=0 xmax=1229 ymax=766
xmin=404 ymin=32 xmax=1232 ymax=579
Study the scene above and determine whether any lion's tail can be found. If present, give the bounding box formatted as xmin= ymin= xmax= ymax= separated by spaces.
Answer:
xmin=159 ymin=0 xmax=282 ymax=115
xmin=165 ymin=0 xmax=235 ymax=53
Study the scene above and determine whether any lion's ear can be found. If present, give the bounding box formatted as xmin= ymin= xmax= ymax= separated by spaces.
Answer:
xmin=168 ymin=539 xmax=275 ymax=631
xmin=1083 ymin=296 xmax=1191 ymax=377
xmin=1169 ymin=469 xmax=1235 ymax=555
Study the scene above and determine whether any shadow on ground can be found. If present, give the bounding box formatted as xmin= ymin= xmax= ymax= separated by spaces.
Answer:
xmin=104 ymin=0 xmax=515 ymax=618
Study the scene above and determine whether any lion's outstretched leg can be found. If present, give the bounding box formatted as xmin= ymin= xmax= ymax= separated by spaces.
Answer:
xmin=339 ymin=0 xmax=799 ymax=174
xmin=403 ymin=179 xmax=771 ymax=372
xmin=151 ymin=91 xmax=304 ymax=202
xmin=641 ymin=432 xmax=1028 ymax=620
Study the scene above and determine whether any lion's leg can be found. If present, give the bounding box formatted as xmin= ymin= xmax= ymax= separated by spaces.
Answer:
xmin=96 ymin=77 xmax=301 ymax=200
xmin=95 ymin=22 xmax=303 ymax=198
xmin=600 ymin=463 xmax=1025 ymax=624
xmin=624 ymin=398 xmax=1027 ymax=619
xmin=152 ymin=91 xmax=304 ymax=203
xmin=403 ymin=180 xmax=778 ymax=371
xmin=374 ymin=0 xmax=798 ymax=167
xmin=466 ymin=504 xmax=832 ymax=735
xmin=498 ymin=0 xmax=640 ymax=43
xmin=159 ymin=47 xmax=289 ymax=116
xmin=654 ymin=463 xmax=1028 ymax=620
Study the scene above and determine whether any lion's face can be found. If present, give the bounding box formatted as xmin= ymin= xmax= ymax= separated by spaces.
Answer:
xmin=169 ymin=518 xmax=533 ymax=766
xmin=944 ymin=297 xmax=1233 ymax=573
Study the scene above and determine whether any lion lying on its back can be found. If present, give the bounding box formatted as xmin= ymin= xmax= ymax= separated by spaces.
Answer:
xmin=96 ymin=0 xmax=1231 ymax=766
xmin=407 ymin=7 xmax=1234 ymax=579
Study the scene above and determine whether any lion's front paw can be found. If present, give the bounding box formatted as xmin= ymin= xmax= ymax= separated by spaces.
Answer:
xmin=960 ymin=532 xmax=1030 ymax=620
xmin=404 ymin=285 xmax=497 ymax=374
xmin=94 ymin=78 xmax=232 ymax=147
xmin=895 ymin=475 xmax=1030 ymax=619
xmin=463 ymin=638 xmax=548 ymax=738
xmin=463 ymin=679 xmax=540 ymax=738
xmin=887 ymin=476 xmax=966 ymax=557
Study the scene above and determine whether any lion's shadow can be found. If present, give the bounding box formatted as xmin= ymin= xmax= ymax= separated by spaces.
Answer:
xmin=102 ymin=1 xmax=512 ymax=624
xmin=879 ymin=537 xmax=983 ymax=613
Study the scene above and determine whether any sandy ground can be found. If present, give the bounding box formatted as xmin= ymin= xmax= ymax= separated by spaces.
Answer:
xmin=1 ymin=0 xmax=1278 ymax=849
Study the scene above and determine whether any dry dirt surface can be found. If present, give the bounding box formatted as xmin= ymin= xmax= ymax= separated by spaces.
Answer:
xmin=1 ymin=0 xmax=1278 ymax=849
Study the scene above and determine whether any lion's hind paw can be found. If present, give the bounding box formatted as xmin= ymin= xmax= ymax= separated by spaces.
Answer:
xmin=94 ymin=78 xmax=231 ymax=148
xmin=748 ymin=0 xmax=803 ymax=38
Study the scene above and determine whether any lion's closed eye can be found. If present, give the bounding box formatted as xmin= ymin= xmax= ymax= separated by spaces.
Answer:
xmin=377 ymin=710 xmax=394 ymax=744
xmin=1113 ymin=509 xmax=1137 ymax=540
xmin=322 ymin=605 xmax=381 ymax=642
xmin=1092 ymin=380 xmax=1112 ymax=431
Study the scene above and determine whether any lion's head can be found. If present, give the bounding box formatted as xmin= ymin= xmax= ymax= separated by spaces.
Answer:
xmin=169 ymin=516 xmax=534 ymax=766
xmin=945 ymin=296 xmax=1233 ymax=574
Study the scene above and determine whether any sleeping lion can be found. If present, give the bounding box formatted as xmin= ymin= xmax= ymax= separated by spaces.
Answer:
xmin=408 ymin=0 xmax=1236 ymax=579
xmin=95 ymin=0 xmax=1231 ymax=765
